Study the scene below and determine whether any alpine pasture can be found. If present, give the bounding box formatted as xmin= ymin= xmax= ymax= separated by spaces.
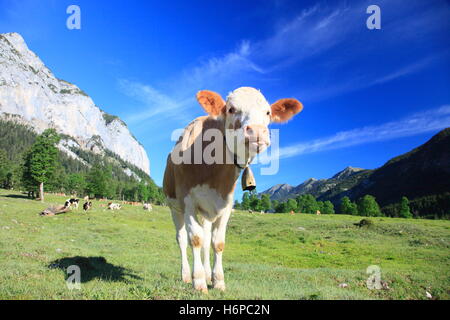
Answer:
xmin=0 ymin=189 xmax=448 ymax=300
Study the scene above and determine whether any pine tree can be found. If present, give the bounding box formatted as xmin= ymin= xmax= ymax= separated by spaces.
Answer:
xmin=399 ymin=196 xmax=413 ymax=218
xmin=137 ymin=182 xmax=150 ymax=202
xmin=86 ymin=163 xmax=114 ymax=199
xmin=270 ymin=200 xmax=279 ymax=213
xmin=349 ymin=202 xmax=358 ymax=215
xmin=296 ymin=195 xmax=306 ymax=213
xmin=340 ymin=196 xmax=352 ymax=214
xmin=260 ymin=194 xmax=272 ymax=212
xmin=22 ymin=129 xmax=60 ymax=202
xmin=275 ymin=201 xmax=288 ymax=213
xmin=322 ymin=201 xmax=335 ymax=214
xmin=303 ymin=194 xmax=319 ymax=214
xmin=241 ymin=192 xmax=251 ymax=210
xmin=287 ymin=198 xmax=298 ymax=212
xmin=0 ymin=149 xmax=9 ymax=187
xmin=66 ymin=173 xmax=87 ymax=196
xmin=317 ymin=201 xmax=324 ymax=213
xmin=249 ymin=192 xmax=262 ymax=211
xmin=295 ymin=194 xmax=320 ymax=213
xmin=340 ymin=196 xmax=358 ymax=215
xmin=146 ymin=182 xmax=160 ymax=203
xmin=358 ymin=195 xmax=383 ymax=217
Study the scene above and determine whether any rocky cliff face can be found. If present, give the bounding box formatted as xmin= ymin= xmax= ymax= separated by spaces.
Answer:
xmin=0 ymin=32 xmax=150 ymax=175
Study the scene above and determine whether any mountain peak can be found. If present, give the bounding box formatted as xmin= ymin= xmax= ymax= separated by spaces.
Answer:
xmin=2 ymin=32 xmax=25 ymax=44
xmin=331 ymin=166 xmax=364 ymax=180
xmin=1 ymin=32 xmax=33 ymax=57
xmin=260 ymin=183 xmax=294 ymax=200
xmin=260 ymin=166 xmax=367 ymax=201
xmin=271 ymin=184 xmax=294 ymax=191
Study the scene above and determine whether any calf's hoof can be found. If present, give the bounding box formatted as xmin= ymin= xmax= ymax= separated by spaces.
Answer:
xmin=193 ymin=279 xmax=208 ymax=294
xmin=182 ymin=269 xmax=192 ymax=283
xmin=198 ymin=287 xmax=209 ymax=294
xmin=182 ymin=276 xmax=192 ymax=284
xmin=213 ymin=281 xmax=226 ymax=291
xmin=194 ymin=284 xmax=208 ymax=294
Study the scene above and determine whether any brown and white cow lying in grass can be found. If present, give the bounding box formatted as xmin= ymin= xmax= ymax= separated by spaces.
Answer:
xmin=163 ymin=87 xmax=302 ymax=293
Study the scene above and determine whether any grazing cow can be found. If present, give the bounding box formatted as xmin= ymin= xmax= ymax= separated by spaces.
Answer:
xmin=83 ymin=196 xmax=89 ymax=201
xmin=107 ymin=202 xmax=121 ymax=210
xmin=316 ymin=210 xmax=321 ymax=216
xmin=64 ymin=198 xmax=79 ymax=210
xmin=143 ymin=203 xmax=153 ymax=211
xmin=163 ymin=87 xmax=303 ymax=293
xmin=83 ymin=201 xmax=92 ymax=211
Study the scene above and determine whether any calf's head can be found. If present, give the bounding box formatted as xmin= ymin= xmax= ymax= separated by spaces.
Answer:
xmin=197 ymin=87 xmax=303 ymax=164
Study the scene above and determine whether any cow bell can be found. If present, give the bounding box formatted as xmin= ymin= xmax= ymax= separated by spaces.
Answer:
xmin=241 ymin=166 xmax=256 ymax=191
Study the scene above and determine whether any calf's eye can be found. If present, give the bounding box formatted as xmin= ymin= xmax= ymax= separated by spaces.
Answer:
xmin=229 ymin=108 xmax=235 ymax=114
xmin=267 ymin=111 xmax=270 ymax=116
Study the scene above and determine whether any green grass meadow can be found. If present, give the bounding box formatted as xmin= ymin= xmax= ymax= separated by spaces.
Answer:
xmin=0 ymin=189 xmax=449 ymax=300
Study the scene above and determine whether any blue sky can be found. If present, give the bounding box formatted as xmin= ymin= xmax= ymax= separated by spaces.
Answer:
xmin=1 ymin=0 xmax=449 ymax=200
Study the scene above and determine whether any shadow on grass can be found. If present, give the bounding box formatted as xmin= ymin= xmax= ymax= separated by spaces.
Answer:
xmin=48 ymin=256 xmax=142 ymax=283
xmin=1 ymin=194 xmax=31 ymax=200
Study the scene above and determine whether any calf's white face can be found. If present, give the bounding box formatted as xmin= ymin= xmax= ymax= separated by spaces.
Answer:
xmin=196 ymin=86 xmax=303 ymax=163
xmin=225 ymin=87 xmax=272 ymax=159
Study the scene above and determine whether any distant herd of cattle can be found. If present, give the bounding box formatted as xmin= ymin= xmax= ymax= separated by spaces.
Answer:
xmin=61 ymin=197 xmax=153 ymax=212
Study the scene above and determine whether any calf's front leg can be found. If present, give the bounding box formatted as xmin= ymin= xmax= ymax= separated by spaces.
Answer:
xmin=202 ymin=219 xmax=212 ymax=284
xmin=185 ymin=206 xmax=208 ymax=293
xmin=211 ymin=210 xmax=231 ymax=291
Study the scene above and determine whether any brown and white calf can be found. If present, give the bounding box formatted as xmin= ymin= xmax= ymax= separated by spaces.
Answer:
xmin=163 ymin=87 xmax=302 ymax=293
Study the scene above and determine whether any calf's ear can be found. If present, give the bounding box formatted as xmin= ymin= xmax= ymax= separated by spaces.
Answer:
xmin=271 ymin=98 xmax=303 ymax=123
xmin=197 ymin=90 xmax=226 ymax=117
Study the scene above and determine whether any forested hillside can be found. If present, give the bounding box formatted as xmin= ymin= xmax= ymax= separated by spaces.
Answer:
xmin=0 ymin=119 xmax=165 ymax=203
xmin=258 ymin=128 xmax=450 ymax=219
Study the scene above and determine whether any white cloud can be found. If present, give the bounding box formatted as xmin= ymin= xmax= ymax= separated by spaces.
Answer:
xmin=272 ymin=105 xmax=450 ymax=160
xmin=119 ymin=80 xmax=193 ymax=124
xmin=120 ymin=41 xmax=265 ymax=126
xmin=371 ymin=54 xmax=440 ymax=85
xmin=171 ymin=41 xmax=265 ymax=94
xmin=254 ymin=3 xmax=358 ymax=68
xmin=302 ymin=53 xmax=443 ymax=101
